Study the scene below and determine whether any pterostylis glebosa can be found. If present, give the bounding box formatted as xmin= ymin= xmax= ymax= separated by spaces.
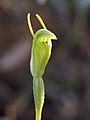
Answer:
xmin=27 ymin=13 xmax=57 ymax=120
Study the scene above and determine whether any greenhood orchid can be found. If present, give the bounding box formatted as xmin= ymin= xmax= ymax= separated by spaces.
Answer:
xmin=27 ymin=13 xmax=57 ymax=120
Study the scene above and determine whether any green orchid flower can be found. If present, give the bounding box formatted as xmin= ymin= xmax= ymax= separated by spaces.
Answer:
xmin=27 ymin=13 xmax=57 ymax=120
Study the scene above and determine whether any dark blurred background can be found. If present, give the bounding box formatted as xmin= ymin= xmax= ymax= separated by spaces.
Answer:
xmin=0 ymin=0 xmax=90 ymax=120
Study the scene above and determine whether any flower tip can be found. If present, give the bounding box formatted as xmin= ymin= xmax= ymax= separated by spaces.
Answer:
xmin=51 ymin=33 xmax=57 ymax=40
xmin=54 ymin=36 xmax=57 ymax=40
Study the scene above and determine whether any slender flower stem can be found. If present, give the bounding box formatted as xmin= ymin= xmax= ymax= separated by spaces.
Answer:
xmin=36 ymin=108 xmax=42 ymax=120
xmin=33 ymin=77 xmax=44 ymax=120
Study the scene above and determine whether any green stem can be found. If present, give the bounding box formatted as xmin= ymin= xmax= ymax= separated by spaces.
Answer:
xmin=36 ymin=108 xmax=41 ymax=120
xmin=33 ymin=77 xmax=44 ymax=120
